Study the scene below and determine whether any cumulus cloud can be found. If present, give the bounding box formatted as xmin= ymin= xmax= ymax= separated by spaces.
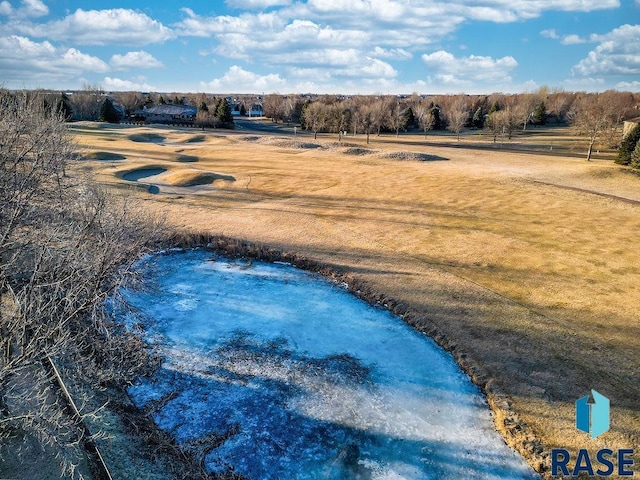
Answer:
xmin=202 ymin=65 xmax=287 ymax=92
xmin=0 ymin=0 xmax=48 ymax=18
xmin=422 ymin=50 xmax=518 ymax=86
xmin=541 ymin=29 xmax=559 ymax=39
xmin=573 ymin=24 xmax=640 ymax=76
xmin=0 ymin=1 xmax=12 ymax=15
xmin=616 ymin=80 xmax=640 ymax=91
xmin=102 ymin=76 xmax=157 ymax=91
xmin=561 ymin=34 xmax=586 ymax=45
xmin=542 ymin=29 xmax=586 ymax=44
xmin=371 ymin=46 xmax=412 ymax=60
xmin=110 ymin=51 xmax=163 ymax=70
xmin=18 ymin=8 xmax=174 ymax=46
xmin=225 ymin=0 xmax=292 ymax=8
xmin=0 ymin=35 xmax=108 ymax=85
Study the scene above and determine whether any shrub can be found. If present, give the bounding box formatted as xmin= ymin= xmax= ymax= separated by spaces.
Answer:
xmin=615 ymin=123 xmax=640 ymax=165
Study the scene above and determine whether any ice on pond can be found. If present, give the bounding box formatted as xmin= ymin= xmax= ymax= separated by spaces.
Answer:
xmin=123 ymin=250 xmax=539 ymax=479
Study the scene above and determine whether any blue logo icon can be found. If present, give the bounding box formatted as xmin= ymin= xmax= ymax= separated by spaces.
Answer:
xmin=576 ymin=389 xmax=610 ymax=438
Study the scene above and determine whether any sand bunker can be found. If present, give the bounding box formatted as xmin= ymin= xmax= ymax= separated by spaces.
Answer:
xmin=119 ymin=167 xmax=167 ymax=182
xmin=175 ymin=155 xmax=199 ymax=163
xmin=162 ymin=171 xmax=236 ymax=187
xmin=378 ymin=151 xmax=448 ymax=161
xmin=85 ymin=151 xmax=126 ymax=161
xmin=128 ymin=133 xmax=165 ymax=143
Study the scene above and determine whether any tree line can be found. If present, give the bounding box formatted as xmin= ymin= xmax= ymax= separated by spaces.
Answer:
xmin=263 ymin=89 xmax=639 ymax=162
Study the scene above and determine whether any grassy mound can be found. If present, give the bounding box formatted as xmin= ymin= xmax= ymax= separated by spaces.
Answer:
xmin=162 ymin=171 xmax=236 ymax=187
xmin=85 ymin=151 xmax=127 ymax=161
xmin=182 ymin=135 xmax=206 ymax=143
xmin=128 ymin=133 xmax=165 ymax=143
xmin=175 ymin=155 xmax=199 ymax=163
xmin=342 ymin=147 xmax=377 ymax=156
xmin=378 ymin=151 xmax=448 ymax=161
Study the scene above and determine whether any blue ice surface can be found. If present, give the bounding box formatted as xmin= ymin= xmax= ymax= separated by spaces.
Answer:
xmin=123 ymin=250 xmax=539 ymax=480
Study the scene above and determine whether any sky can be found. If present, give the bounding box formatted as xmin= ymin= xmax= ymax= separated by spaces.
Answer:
xmin=0 ymin=0 xmax=639 ymax=95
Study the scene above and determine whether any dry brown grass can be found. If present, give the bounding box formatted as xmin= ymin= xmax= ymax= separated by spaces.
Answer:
xmin=71 ymin=123 xmax=640 ymax=477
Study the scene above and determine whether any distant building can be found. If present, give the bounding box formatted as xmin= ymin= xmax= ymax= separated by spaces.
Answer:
xmin=248 ymin=104 xmax=263 ymax=117
xmin=133 ymin=104 xmax=197 ymax=125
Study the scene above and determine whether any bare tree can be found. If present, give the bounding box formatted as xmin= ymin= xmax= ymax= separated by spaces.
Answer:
xmin=444 ymin=95 xmax=469 ymax=141
xmin=387 ymin=100 xmax=407 ymax=137
xmin=568 ymin=93 xmax=619 ymax=161
xmin=413 ymin=101 xmax=435 ymax=140
xmin=356 ymin=101 xmax=377 ymax=144
xmin=325 ymin=103 xmax=350 ymax=142
xmin=0 ymin=90 xmax=162 ymax=478
xmin=370 ymin=97 xmax=390 ymax=136
xmin=69 ymin=83 xmax=103 ymax=121
xmin=301 ymin=101 xmax=327 ymax=140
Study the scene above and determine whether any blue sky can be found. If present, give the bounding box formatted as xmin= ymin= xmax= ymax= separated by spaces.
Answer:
xmin=0 ymin=0 xmax=638 ymax=94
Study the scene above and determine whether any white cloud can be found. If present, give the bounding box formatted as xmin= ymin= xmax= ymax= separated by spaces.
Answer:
xmin=573 ymin=24 xmax=640 ymax=76
xmin=60 ymin=48 xmax=109 ymax=72
xmin=202 ymin=65 xmax=287 ymax=92
xmin=422 ymin=50 xmax=518 ymax=86
xmin=542 ymin=29 xmax=586 ymax=44
xmin=102 ymin=76 xmax=156 ymax=91
xmin=359 ymin=57 xmax=398 ymax=78
xmin=19 ymin=0 xmax=47 ymax=17
xmin=616 ymin=80 xmax=640 ymax=91
xmin=225 ymin=0 xmax=292 ymax=8
xmin=561 ymin=34 xmax=586 ymax=45
xmin=110 ymin=51 xmax=163 ymax=70
xmin=371 ymin=46 xmax=412 ymax=60
xmin=0 ymin=1 xmax=12 ymax=15
xmin=0 ymin=0 xmax=48 ymax=18
xmin=0 ymin=35 xmax=109 ymax=86
xmin=19 ymin=8 xmax=175 ymax=46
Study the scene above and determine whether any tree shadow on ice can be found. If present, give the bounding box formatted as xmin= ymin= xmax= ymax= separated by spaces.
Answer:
xmin=129 ymin=333 xmax=537 ymax=479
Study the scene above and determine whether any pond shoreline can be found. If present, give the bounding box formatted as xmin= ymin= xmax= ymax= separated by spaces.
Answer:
xmin=136 ymin=232 xmax=546 ymax=477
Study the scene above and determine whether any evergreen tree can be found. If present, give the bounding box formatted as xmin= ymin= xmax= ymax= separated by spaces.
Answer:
xmin=472 ymin=107 xmax=484 ymax=128
xmin=405 ymin=106 xmax=416 ymax=128
xmin=532 ymin=101 xmax=547 ymax=125
xmin=98 ymin=97 xmax=120 ymax=123
xmin=199 ymin=101 xmax=209 ymax=112
xmin=616 ymin=124 xmax=640 ymax=165
xmin=215 ymin=98 xmax=234 ymax=127
xmin=631 ymin=139 xmax=640 ymax=169
xmin=158 ymin=95 xmax=166 ymax=105
xmin=56 ymin=93 xmax=73 ymax=120
xmin=430 ymin=103 xmax=442 ymax=130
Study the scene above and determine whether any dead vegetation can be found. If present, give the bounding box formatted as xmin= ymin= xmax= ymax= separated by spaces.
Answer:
xmin=73 ymin=122 xmax=640 ymax=478
xmin=0 ymin=91 xmax=165 ymax=478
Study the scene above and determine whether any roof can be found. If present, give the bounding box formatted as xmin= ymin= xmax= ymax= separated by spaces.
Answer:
xmin=143 ymin=105 xmax=197 ymax=115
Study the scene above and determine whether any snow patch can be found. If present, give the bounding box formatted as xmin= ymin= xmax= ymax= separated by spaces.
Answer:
xmin=122 ymin=251 xmax=538 ymax=480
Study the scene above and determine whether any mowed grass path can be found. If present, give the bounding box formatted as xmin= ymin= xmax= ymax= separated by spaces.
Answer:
xmin=74 ymin=122 xmax=640 ymax=475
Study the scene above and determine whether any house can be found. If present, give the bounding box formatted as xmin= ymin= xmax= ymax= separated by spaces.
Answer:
xmin=133 ymin=104 xmax=197 ymax=125
xmin=623 ymin=117 xmax=640 ymax=138
xmin=248 ymin=104 xmax=263 ymax=117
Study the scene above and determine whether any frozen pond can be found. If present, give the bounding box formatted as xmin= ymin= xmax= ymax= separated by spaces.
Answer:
xmin=122 ymin=250 xmax=538 ymax=479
